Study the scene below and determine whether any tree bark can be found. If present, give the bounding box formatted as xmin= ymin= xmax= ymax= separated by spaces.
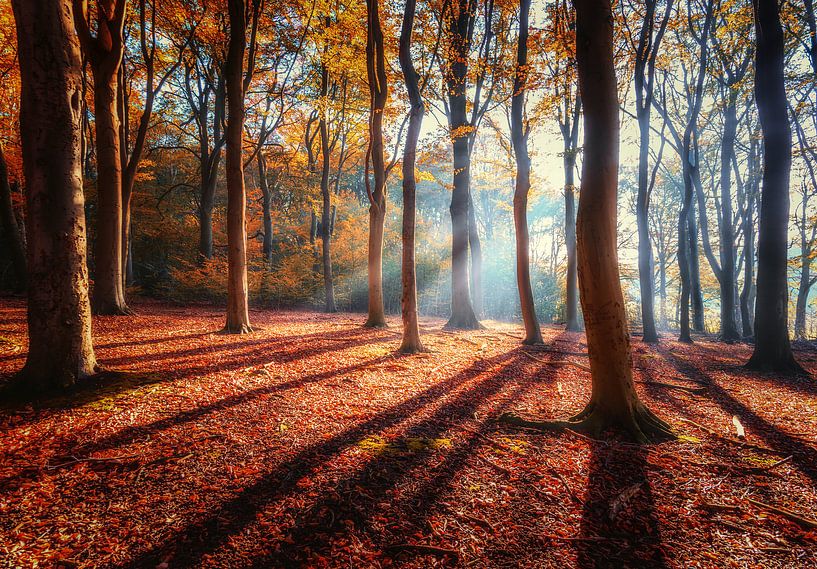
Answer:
xmin=717 ymin=88 xmax=741 ymax=341
xmin=0 ymin=143 xmax=26 ymax=290
xmin=74 ymin=0 xmax=130 ymax=315
xmin=468 ymin=193 xmax=483 ymax=316
xmin=11 ymin=0 xmax=98 ymax=392
xmin=633 ymin=0 xmax=671 ymax=344
xmin=445 ymin=0 xmax=480 ymax=330
xmin=319 ymin=47 xmax=336 ymax=313
xmin=511 ymin=0 xmax=542 ymax=345
xmin=569 ymin=0 xmax=670 ymax=441
xmin=364 ymin=0 xmax=388 ymax=328
xmin=564 ymin=141 xmax=580 ymax=332
xmin=223 ymin=0 xmax=253 ymax=334
xmin=746 ymin=0 xmax=800 ymax=371
xmin=397 ymin=0 xmax=425 ymax=353
xmin=258 ymin=152 xmax=273 ymax=264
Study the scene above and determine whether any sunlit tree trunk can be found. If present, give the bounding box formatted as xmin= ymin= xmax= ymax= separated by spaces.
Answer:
xmin=747 ymin=0 xmax=800 ymax=371
xmin=0 ymin=142 xmax=26 ymax=290
xmin=73 ymin=0 xmax=130 ymax=315
xmin=445 ymin=0 xmax=480 ymax=330
xmin=397 ymin=0 xmax=425 ymax=353
xmin=318 ymin=47 xmax=336 ymax=313
xmin=364 ymin=0 xmax=388 ymax=328
xmin=564 ymin=150 xmax=580 ymax=331
xmin=468 ymin=195 xmax=483 ymax=317
xmin=717 ymin=88 xmax=740 ymax=341
xmin=12 ymin=0 xmax=97 ymax=391
xmin=570 ymin=0 xmax=669 ymax=441
xmin=511 ymin=0 xmax=542 ymax=345
xmin=223 ymin=0 xmax=254 ymax=333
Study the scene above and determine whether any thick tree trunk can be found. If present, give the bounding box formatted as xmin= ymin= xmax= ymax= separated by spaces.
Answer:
xmin=678 ymin=163 xmax=694 ymax=342
xmin=746 ymin=0 xmax=800 ymax=371
xmin=0 ymin=143 xmax=26 ymax=290
xmin=364 ymin=0 xmax=388 ymax=328
xmin=11 ymin=0 xmax=97 ymax=392
xmin=568 ymin=0 xmax=669 ymax=441
xmin=91 ymin=73 xmax=129 ymax=315
xmin=511 ymin=0 xmax=542 ymax=345
xmin=223 ymin=0 xmax=252 ymax=334
xmin=445 ymin=0 xmax=480 ymax=330
xmin=397 ymin=0 xmax=425 ymax=353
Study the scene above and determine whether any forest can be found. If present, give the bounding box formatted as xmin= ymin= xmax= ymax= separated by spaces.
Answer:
xmin=1 ymin=0 xmax=817 ymax=566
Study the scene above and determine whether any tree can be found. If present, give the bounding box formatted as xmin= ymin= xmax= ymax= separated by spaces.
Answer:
xmin=397 ymin=0 xmax=425 ymax=352
xmin=746 ymin=0 xmax=801 ymax=371
xmin=625 ymin=0 xmax=673 ymax=343
xmin=0 ymin=142 xmax=25 ymax=290
xmin=441 ymin=0 xmax=481 ymax=329
xmin=223 ymin=0 xmax=261 ymax=334
xmin=363 ymin=0 xmax=388 ymax=328
xmin=505 ymin=0 xmax=671 ymax=442
xmin=11 ymin=0 xmax=97 ymax=392
xmin=510 ymin=0 xmax=542 ymax=345
xmin=73 ymin=0 xmax=131 ymax=315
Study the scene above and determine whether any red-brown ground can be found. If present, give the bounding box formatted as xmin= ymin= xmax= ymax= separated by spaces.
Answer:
xmin=1 ymin=299 xmax=816 ymax=568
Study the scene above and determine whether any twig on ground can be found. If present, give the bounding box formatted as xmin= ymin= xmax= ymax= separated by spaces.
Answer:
xmin=748 ymin=498 xmax=817 ymax=529
xmin=46 ymin=454 xmax=139 ymax=470
xmin=385 ymin=544 xmax=460 ymax=558
xmin=635 ymin=380 xmax=706 ymax=395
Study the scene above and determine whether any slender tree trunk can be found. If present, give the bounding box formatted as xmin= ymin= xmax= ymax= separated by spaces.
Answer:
xmin=258 ymin=153 xmax=273 ymax=264
xmin=445 ymin=0 xmax=480 ymax=330
xmin=468 ymin=193 xmax=483 ymax=316
xmin=718 ymin=90 xmax=740 ymax=341
xmin=567 ymin=0 xmax=670 ymax=441
xmin=511 ymin=0 xmax=542 ymax=345
xmin=198 ymin=78 xmax=225 ymax=261
xmin=741 ymin=159 xmax=757 ymax=338
xmin=0 ymin=143 xmax=26 ymax=290
xmin=564 ymin=151 xmax=580 ymax=331
xmin=688 ymin=206 xmax=704 ymax=331
xmin=795 ymin=256 xmax=811 ymax=340
xmin=319 ymin=59 xmax=336 ymax=313
xmin=397 ymin=0 xmax=425 ymax=353
xmin=11 ymin=0 xmax=97 ymax=392
xmin=364 ymin=0 xmax=388 ymax=328
xmin=747 ymin=0 xmax=800 ymax=372
xmin=223 ymin=0 xmax=252 ymax=334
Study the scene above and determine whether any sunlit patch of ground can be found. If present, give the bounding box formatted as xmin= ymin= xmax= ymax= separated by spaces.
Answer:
xmin=1 ymin=299 xmax=816 ymax=568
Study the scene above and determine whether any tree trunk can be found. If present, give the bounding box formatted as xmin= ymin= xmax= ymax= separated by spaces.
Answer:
xmin=11 ymin=0 xmax=97 ymax=392
xmin=678 ymin=161 xmax=694 ymax=342
xmin=319 ymin=58 xmax=336 ymax=313
xmin=468 ymin=193 xmax=483 ymax=317
xmin=223 ymin=0 xmax=252 ymax=334
xmin=569 ymin=0 xmax=670 ymax=441
xmin=718 ymin=89 xmax=740 ymax=341
xmin=397 ymin=0 xmax=425 ymax=353
xmin=510 ymin=0 xmax=542 ymax=345
xmin=258 ymin=152 xmax=273 ymax=264
xmin=688 ymin=205 xmax=704 ymax=331
xmin=198 ymin=77 xmax=225 ymax=261
xmin=795 ymin=258 xmax=811 ymax=340
xmin=0 ymin=143 xmax=26 ymax=290
xmin=364 ymin=0 xmax=388 ymax=328
xmin=746 ymin=0 xmax=800 ymax=371
xmin=564 ymin=151 xmax=580 ymax=331
xmin=91 ymin=72 xmax=130 ymax=315
xmin=445 ymin=0 xmax=480 ymax=330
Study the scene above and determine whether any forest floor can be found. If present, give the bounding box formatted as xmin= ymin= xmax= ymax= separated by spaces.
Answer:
xmin=1 ymin=300 xmax=817 ymax=568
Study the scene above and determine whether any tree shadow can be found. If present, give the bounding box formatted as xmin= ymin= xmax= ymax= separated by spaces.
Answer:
xmin=664 ymin=350 xmax=817 ymax=486
xmin=109 ymin=349 xmax=528 ymax=568
xmin=575 ymin=443 xmax=668 ymax=569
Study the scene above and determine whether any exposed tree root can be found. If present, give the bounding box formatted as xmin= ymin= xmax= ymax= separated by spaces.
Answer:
xmin=363 ymin=318 xmax=388 ymax=329
xmin=499 ymin=401 xmax=675 ymax=444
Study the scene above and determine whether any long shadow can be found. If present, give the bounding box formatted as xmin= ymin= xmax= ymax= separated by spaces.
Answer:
xmin=94 ymin=332 xmax=212 ymax=350
xmin=664 ymin=350 xmax=817 ymax=486
xmin=576 ymin=443 xmax=668 ymax=569
xmin=111 ymin=349 xmax=524 ymax=568
xmin=0 ymin=353 xmax=397 ymax=491
xmin=99 ymin=325 xmax=398 ymax=368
